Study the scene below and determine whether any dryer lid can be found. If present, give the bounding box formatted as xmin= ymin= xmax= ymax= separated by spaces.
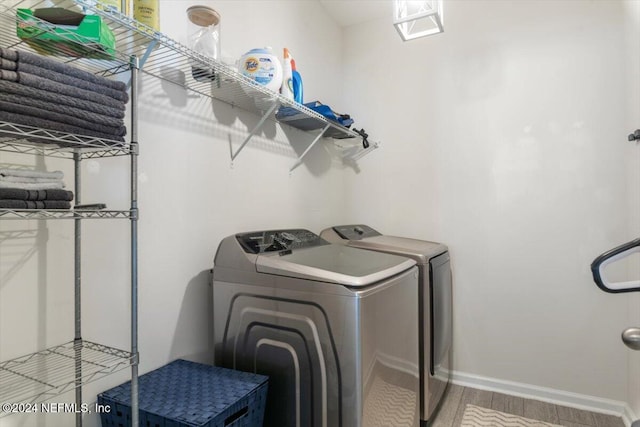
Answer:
xmin=256 ymin=244 xmax=416 ymax=287
xmin=347 ymin=235 xmax=447 ymax=264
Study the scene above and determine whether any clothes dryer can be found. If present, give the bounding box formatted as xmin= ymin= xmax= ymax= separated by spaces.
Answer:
xmin=320 ymin=225 xmax=452 ymax=427
xmin=213 ymin=229 xmax=420 ymax=427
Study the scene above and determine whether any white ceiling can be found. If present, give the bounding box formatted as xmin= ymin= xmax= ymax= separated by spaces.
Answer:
xmin=318 ymin=0 xmax=391 ymax=28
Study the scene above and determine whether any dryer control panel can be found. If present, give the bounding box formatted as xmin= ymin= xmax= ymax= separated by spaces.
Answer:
xmin=236 ymin=229 xmax=328 ymax=254
xmin=332 ymin=224 xmax=381 ymax=240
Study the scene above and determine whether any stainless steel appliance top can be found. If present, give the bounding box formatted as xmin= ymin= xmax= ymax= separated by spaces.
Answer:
xmin=215 ymin=228 xmax=416 ymax=287
xmin=322 ymin=225 xmax=448 ymax=264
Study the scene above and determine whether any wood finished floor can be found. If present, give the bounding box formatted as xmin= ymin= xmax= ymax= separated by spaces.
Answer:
xmin=430 ymin=384 xmax=626 ymax=427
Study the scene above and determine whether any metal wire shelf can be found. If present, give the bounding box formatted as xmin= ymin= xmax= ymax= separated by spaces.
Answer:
xmin=0 ymin=3 xmax=140 ymax=423
xmin=0 ymin=0 xmax=132 ymax=75
xmin=0 ymin=339 xmax=134 ymax=413
xmin=0 ymin=208 xmax=133 ymax=219
xmin=71 ymin=0 xmax=379 ymax=164
xmin=0 ymin=121 xmax=132 ymax=159
xmin=0 ymin=1 xmax=132 ymax=159
xmin=75 ymin=1 xmax=354 ymax=129
xmin=0 ymin=0 xmax=378 ymax=165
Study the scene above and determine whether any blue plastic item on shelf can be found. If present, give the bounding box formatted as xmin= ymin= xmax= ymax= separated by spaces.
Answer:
xmin=276 ymin=101 xmax=354 ymax=137
xmin=97 ymin=359 xmax=268 ymax=427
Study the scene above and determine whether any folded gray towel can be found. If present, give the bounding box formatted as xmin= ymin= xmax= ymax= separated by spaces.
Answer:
xmin=0 ymin=168 xmax=63 ymax=179
xmin=0 ymin=187 xmax=43 ymax=200
xmin=0 ymin=100 xmax=127 ymax=137
xmin=0 ymin=69 xmax=126 ymax=111
xmin=0 ymin=110 xmax=125 ymax=143
xmin=45 ymin=189 xmax=74 ymax=201
xmin=0 ymin=92 xmax=125 ymax=129
xmin=0 ymin=58 xmax=129 ymax=103
xmin=0 ymin=80 xmax=124 ymax=119
xmin=0 ymin=199 xmax=71 ymax=209
xmin=0 ymin=181 xmax=64 ymax=190
xmin=0 ymin=188 xmax=73 ymax=201
xmin=0 ymin=47 xmax=127 ymax=92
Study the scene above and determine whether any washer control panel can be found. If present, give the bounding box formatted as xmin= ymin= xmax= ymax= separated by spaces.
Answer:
xmin=332 ymin=224 xmax=381 ymax=241
xmin=236 ymin=229 xmax=328 ymax=254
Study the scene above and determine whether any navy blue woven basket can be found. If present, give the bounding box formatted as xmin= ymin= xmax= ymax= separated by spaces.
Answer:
xmin=98 ymin=359 xmax=268 ymax=427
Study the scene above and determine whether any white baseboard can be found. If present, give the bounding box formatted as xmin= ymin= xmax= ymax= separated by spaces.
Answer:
xmin=450 ymin=370 xmax=637 ymax=427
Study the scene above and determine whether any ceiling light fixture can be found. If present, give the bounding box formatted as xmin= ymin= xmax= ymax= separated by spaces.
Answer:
xmin=393 ymin=0 xmax=444 ymax=41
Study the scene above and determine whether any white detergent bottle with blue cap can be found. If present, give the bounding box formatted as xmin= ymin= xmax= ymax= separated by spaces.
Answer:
xmin=281 ymin=48 xmax=294 ymax=101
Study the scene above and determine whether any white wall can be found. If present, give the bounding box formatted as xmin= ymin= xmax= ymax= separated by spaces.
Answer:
xmin=342 ymin=0 xmax=633 ymax=405
xmin=624 ymin=0 xmax=640 ymax=420
xmin=0 ymin=1 xmax=347 ymax=426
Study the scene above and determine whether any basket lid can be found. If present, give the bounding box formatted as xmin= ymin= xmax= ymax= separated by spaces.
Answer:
xmin=187 ymin=5 xmax=220 ymax=27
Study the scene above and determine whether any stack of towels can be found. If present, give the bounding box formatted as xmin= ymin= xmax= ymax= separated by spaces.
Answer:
xmin=0 ymin=47 xmax=128 ymax=143
xmin=0 ymin=168 xmax=73 ymax=209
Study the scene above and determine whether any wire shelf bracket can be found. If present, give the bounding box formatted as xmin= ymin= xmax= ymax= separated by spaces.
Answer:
xmin=290 ymin=124 xmax=331 ymax=173
xmin=230 ymin=100 xmax=280 ymax=163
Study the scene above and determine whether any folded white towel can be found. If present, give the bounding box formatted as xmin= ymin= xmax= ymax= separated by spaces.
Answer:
xmin=0 ymin=181 xmax=64 ymax=190
xmin=0 ymin=168 xmax=64 ymax=180
xmin=0 ymin=175 xmax=65 ymax=185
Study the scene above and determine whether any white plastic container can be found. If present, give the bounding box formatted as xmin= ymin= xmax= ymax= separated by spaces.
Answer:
xmin=239 ymin=47 xmax=283 ymax=93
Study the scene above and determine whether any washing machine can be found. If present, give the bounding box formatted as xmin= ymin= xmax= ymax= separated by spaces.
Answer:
xmin=213 ymin=229 xmax=420 ymax=427
xmin=320 ymin=225 xmax=452 ymax=426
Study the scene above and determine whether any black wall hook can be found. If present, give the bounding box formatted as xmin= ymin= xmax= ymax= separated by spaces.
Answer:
xmin=629 ymin=129 xmax=640 ymax=142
